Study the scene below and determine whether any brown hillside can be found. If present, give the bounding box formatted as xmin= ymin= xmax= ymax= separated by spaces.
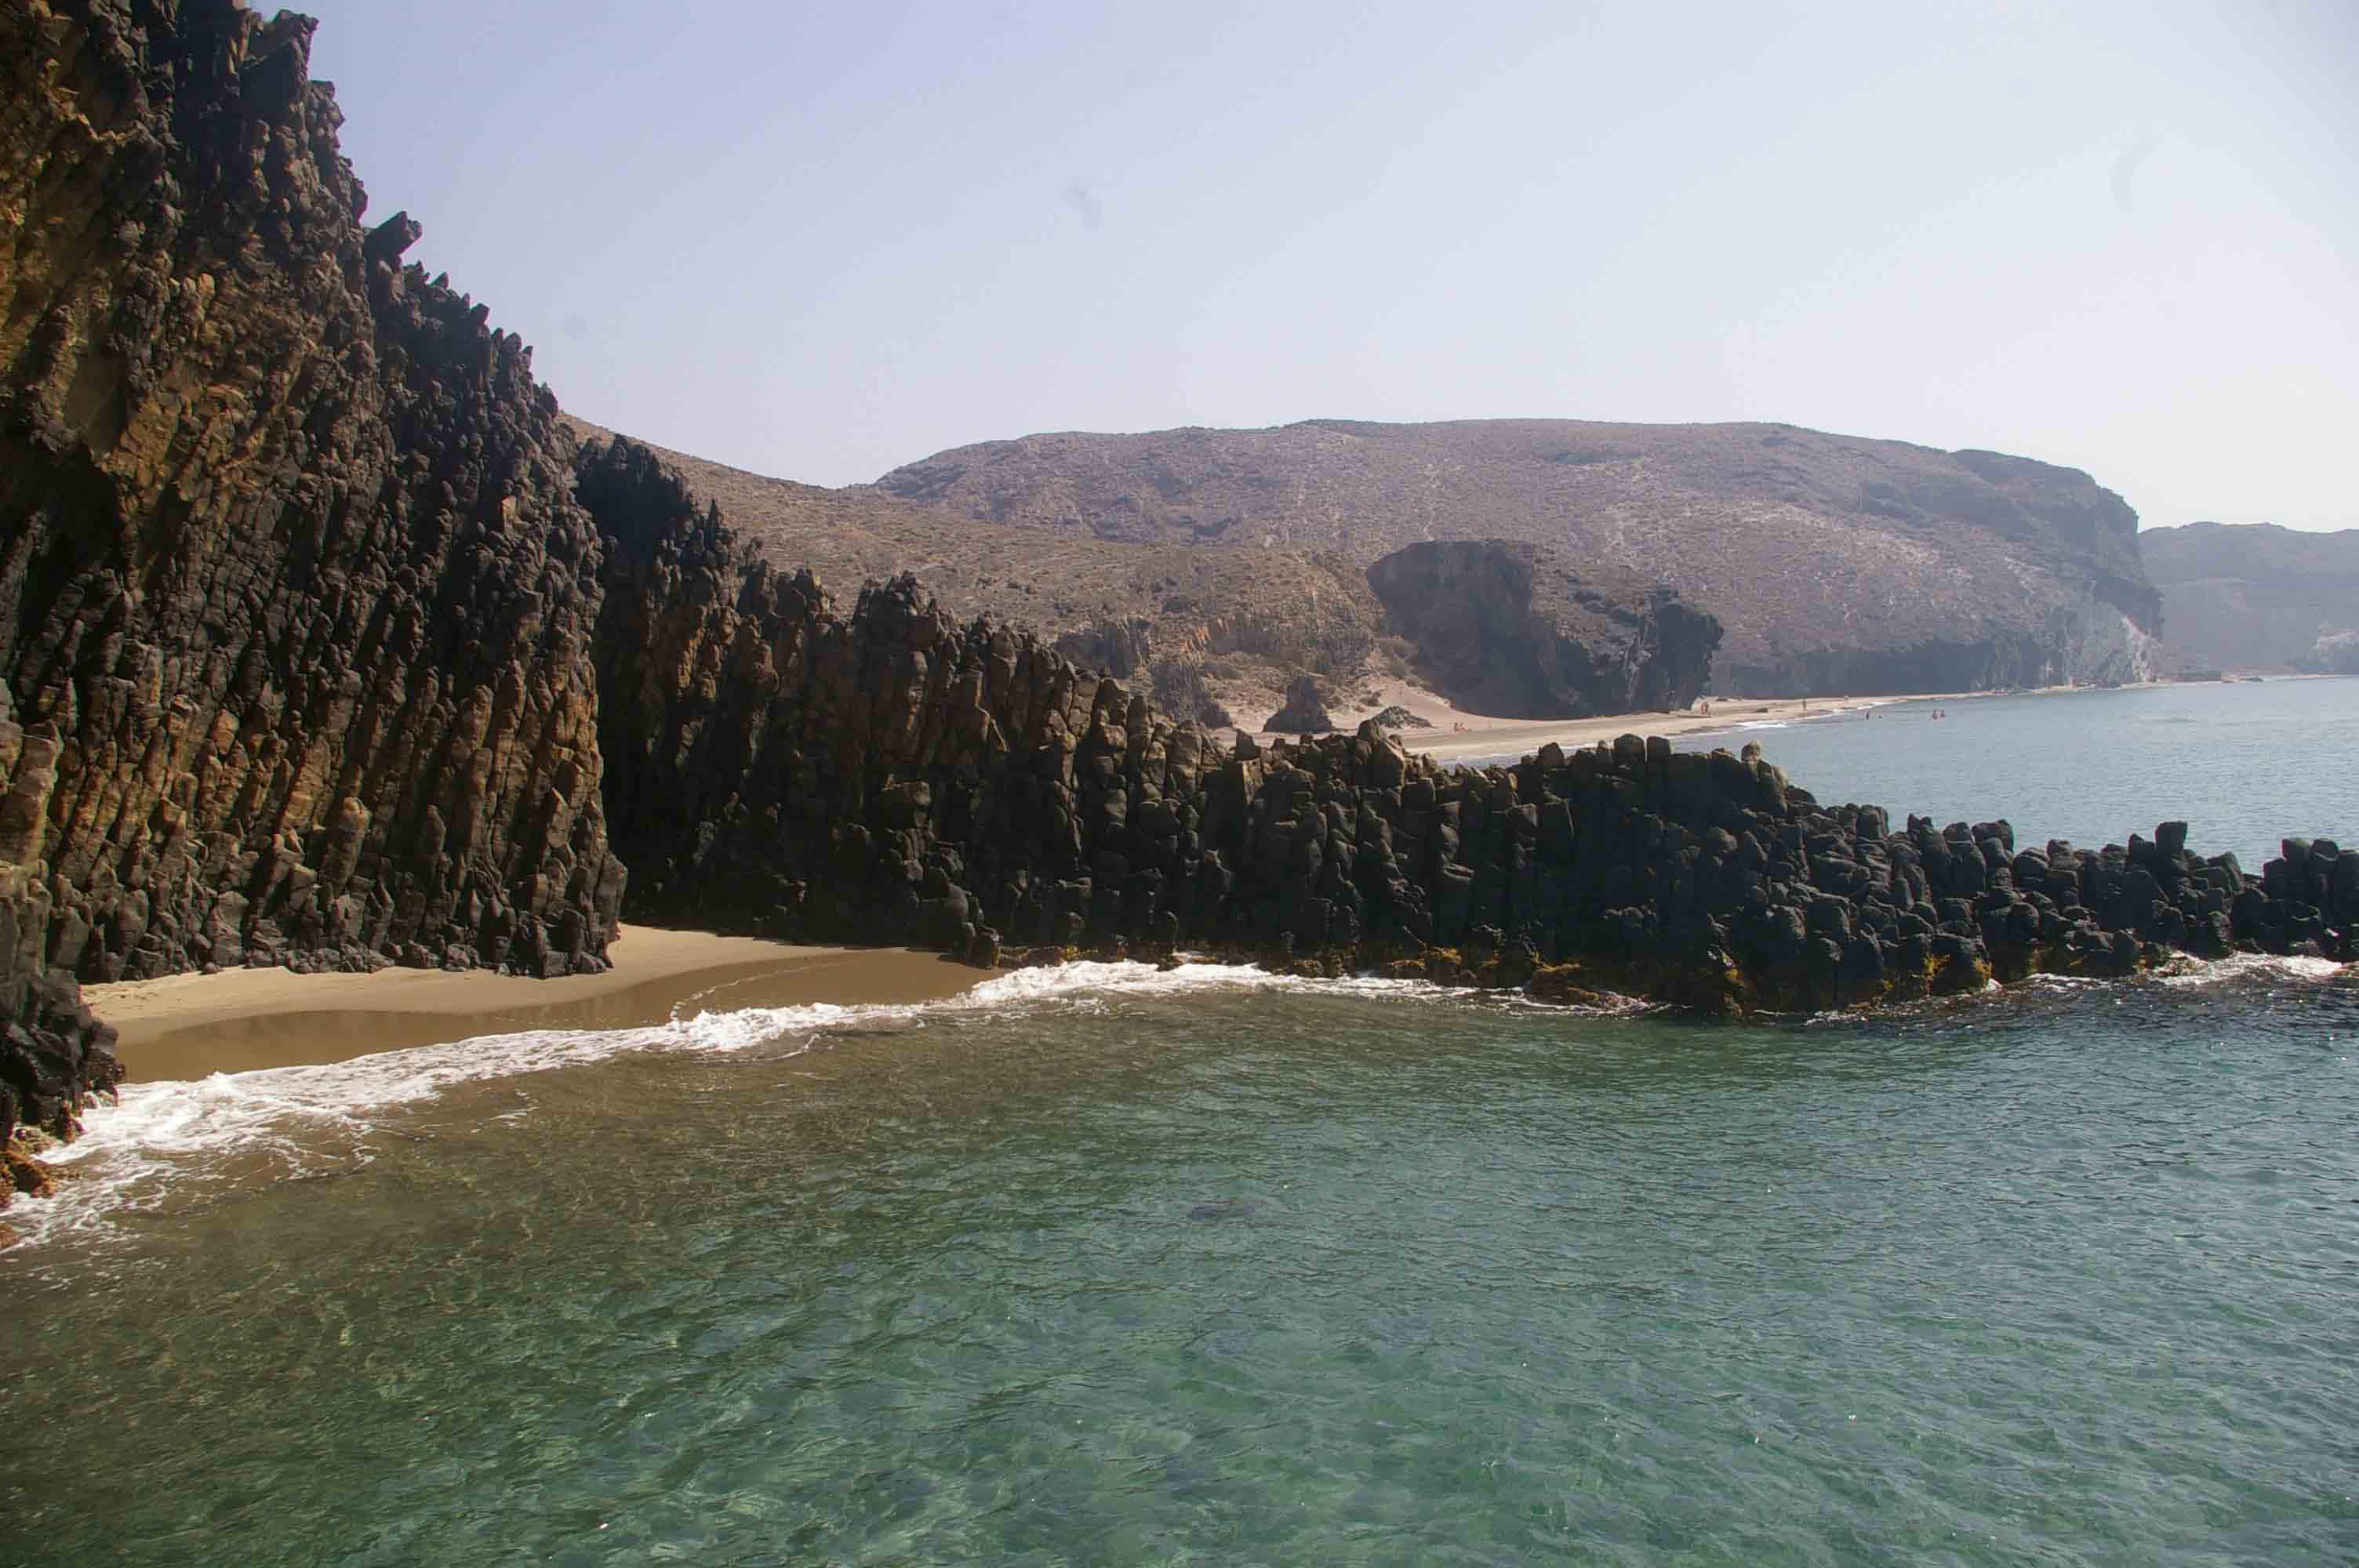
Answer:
xmin=562 ymin=418 xmax=1383 ymax=722
xmin=873 ymin=419 xmax=2161 ymax=695
xmin=2139 ymin=521 xmax=2359 ymax=674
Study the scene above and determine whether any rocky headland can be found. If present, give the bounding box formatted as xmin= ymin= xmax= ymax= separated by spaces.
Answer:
xmin=869 ymin=418 xmax=2163 ymax=699
xmin=0 ymin=0 xmax=2346 ymax=1212
xmin=2140 ymin=521 xmax=2359 ymax=676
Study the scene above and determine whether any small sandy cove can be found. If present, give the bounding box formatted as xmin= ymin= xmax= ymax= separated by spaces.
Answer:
xmin=88 ymin=925 xmax=981 ymax=1082
xmin=1289 ymin=679 xmax=1905 ymax=764
xmin=89 ymin=684 xmax=1992 ymax=1081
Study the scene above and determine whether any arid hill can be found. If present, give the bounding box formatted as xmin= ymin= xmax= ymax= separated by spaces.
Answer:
xmin=2139 ymin=521 xmax=2359 ymax=675
xmin=872 ymin=419 xmax=2162 ymax=695
xmin=561 ymin=419 xmax=1376 ymax=725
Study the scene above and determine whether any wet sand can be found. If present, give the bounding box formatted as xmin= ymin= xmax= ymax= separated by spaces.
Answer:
xmin=89 ymin=925 xmax=985 ymax=1081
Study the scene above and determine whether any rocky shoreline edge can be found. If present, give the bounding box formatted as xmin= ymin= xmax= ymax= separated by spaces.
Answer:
xmin=2 ymin=1 xmax=2349 ymax=1240
xmin=9 ymin=715 xmax=2351 ymax=1243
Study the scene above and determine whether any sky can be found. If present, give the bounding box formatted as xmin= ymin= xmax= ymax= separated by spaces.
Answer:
xmin=300 ymin=0 xmax=2357 ymax=531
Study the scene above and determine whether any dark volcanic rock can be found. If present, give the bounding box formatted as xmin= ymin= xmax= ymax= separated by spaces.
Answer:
xmin=1371 ymin=706 xmax=1431 ymax=730
xmin=565 ymin=437 xmax=2357 ymax=1015
xmin=567 ymin=439 xmax=2355 ymax=1014
xmin=1266 ymin=677 xmax=1336 ymax=734
xmin=565 ymin=417 xmax=1383 ymax=722
xmin=0 ymin=0 xmax=2340 ymax=1162
xmin=0 ymin=0 xmax=621 ymax=1129
xmin=1368 ymin=539 xmax=1720 ymax=717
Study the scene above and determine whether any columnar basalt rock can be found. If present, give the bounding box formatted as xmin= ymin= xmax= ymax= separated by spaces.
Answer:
xmin=1 ymin=0 xmax=623 ymax=1137
xmin=582 ymin=439 xmax=2350 ymax=1007
xmin=0 ymin=1 xmax=2346 ymax=1169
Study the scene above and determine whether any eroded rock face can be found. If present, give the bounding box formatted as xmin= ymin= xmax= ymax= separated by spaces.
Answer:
xmin=1264 ymin=676 xmax=1336 ymax=735
xmin=0 ymin=0 xmax=622 ymax=1131
xmin=580 ymin=441 xmax=2351 ymax=1010
xmin=1369 ymin=540 xmax=1719 ymax=717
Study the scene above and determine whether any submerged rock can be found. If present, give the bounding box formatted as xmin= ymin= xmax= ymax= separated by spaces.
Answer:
xmin=1187 ymin=1198 xmax=1259 ymax=1222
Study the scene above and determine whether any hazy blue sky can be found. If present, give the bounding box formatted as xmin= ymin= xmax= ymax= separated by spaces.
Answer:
xmin=303 ymin=0 xmax=2355 ymax=529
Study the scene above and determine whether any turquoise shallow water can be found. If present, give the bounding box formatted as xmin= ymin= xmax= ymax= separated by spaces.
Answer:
xmin=4 ymin=679 xmax=2356 ymax=1566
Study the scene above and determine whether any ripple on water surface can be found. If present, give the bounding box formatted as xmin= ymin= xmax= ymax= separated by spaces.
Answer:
xmin=3 ymin=957 xmax=2357 ymax=1565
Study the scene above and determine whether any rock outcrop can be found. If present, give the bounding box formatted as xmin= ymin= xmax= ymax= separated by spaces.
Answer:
xmin=505 ymin=441 xmax=2359 ymax=1018
xmin=1 ymin=0 xmax=622 ymax=1136
xmin=2139 ymin=521 xmax=2359 ymax=675
xmin=576 ymin=447 xmax=2356 ymax=1015
xmin=0 ymin=0 xmax=2341 ymax=1167
xmin=563 ymin=417 xmax=1382 ymax=728
xmin=873 ymin=419 xmax=2162 ymax=696
xmin=1264 ymin=676 xmax=1336 ymax=735
xmin=570 ymin=443 xmax=2359 ymax=1014
xmin=1368 ymin=540 xmax=1719 ymax=717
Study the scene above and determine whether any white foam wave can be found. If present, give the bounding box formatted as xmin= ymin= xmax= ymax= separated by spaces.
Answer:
xmin=7 ymin=959 xmax=1452 ymax=1250
xmin=2156 ymin=952 xmax=2346 ymax=989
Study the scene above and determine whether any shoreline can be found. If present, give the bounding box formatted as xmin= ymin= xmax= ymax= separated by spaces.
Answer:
xmin=88 ymin=924 xmax=984 ymax=1082
xmin=1295 ymin=678 xmax=2152 ymax=767
xmin=1390 ymin=695 xmax=1899 ymax=764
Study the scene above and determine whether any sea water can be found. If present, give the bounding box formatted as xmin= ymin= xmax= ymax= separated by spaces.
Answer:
xmin=4 ymin=681 xmax=2355 ymax=1566
xmin=1683 ymin=677 xmax=2359 ymax=870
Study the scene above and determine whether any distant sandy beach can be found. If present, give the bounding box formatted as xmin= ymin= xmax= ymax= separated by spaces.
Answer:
xmin=1278 ymin=679 xmax=1925 ymax=765
xmin=89 ymin=925 xmax=983 ymax=1081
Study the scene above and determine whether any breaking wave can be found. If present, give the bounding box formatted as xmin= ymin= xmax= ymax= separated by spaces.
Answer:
xmin=9 ymin=960 xmax=1447 ymax=1250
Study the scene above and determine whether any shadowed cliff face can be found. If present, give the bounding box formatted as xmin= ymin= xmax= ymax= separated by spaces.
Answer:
xmin=0 ymin=1 xmax=621 ymax=1138
xmin=1368 ymin=540 xmax=1720 ymax=718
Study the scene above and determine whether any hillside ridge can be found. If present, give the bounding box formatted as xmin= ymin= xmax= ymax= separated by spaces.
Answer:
xmin=867 ymin=416 xmax=2160 ymax=697
xmin=2140 ymin=521 xmax=2359 ymax=674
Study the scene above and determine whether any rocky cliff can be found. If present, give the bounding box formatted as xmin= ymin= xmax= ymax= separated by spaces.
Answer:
xmin=873 ymin=419 xmax=2162 ymax=696
xmin=0 ymin=0 xmax=622 ymax=1146
xmin=1368 ymin=540 xmax=1719 ymax=718
xmin=2139 ymin=521 xmax=2359 ymax=674
xmin=0 ymin=0 xmax=2342 ymax=1192
xmin=551 ymin=441 xmax=2359 ymax=1022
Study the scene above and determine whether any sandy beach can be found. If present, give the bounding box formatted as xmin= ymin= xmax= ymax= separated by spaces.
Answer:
xmin=89 ymin=924 xmax=985 ymax=1081
xmin=1286 ymin=678 xmax=1914 ymax=764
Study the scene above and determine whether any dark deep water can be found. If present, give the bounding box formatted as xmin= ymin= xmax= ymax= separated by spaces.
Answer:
xmin=4 ymin=680 xmax=2354 ymax=1566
